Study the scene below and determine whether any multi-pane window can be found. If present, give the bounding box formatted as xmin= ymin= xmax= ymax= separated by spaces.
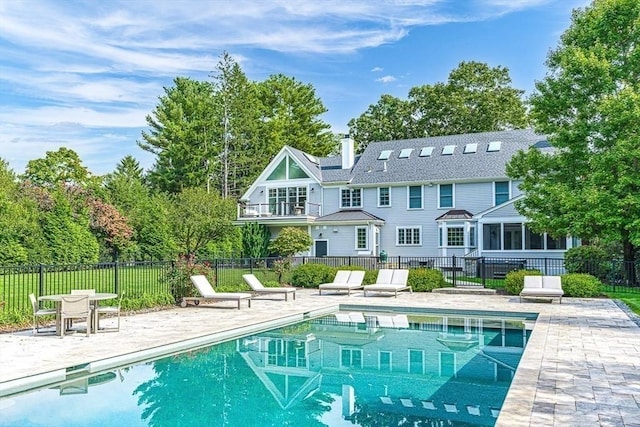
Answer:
xmin=408 ymin=186 xmax=422 ymax=209
xmin=341 ymin=188 xmax=362 ymax=208
xmin=439 ymin=184 xmax=453 ymax=208
xmin=341 ymin=348 xmax=363 ymax=368
xmin=397 ymin=227 xmax=421 ymax=245
xmin=495 ymin=181 xmax=510 ymax=205
xmin=447 ymin=227 xmax=464 ymax=247
xmin=355 ymin=226 xmax=368 ymax=250
xmin=378 ymin=187 xmax=390 ymax=207
xmin=268 ymin=187 xmax=306 ymax=215
xmin=266 ymin=156 xmax=309 ymax=180
xmin=483 ymin=223 xmax=567 ymax=250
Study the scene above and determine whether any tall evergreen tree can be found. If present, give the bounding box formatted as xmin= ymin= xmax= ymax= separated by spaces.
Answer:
xmin=258 ymin=73 xmax=335 ymax=157
xmin=139 ymin=77 xmax=216 ymax=193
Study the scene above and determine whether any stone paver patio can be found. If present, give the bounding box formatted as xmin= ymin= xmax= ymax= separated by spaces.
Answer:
xmin=1 ymin=290 xmax=638 ymax=426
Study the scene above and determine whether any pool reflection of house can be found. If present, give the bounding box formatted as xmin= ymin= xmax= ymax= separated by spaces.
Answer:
xmin=237 ymin=311 xmax=534 ymax=425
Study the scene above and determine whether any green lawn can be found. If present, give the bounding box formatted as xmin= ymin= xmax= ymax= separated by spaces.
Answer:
xmin=602 ymin=291 xmax=640 ymax=316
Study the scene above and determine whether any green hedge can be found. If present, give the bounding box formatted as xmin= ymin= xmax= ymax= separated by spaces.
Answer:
xmin=290 ymin=263 xmax=336 ymax=288
xmin=561 ymin=273 xmax=601 ymax=297
xmin=407 ymin=268 xmax=447 ymax=292
xmin=504 ymin=269 xmax=542 ymax=295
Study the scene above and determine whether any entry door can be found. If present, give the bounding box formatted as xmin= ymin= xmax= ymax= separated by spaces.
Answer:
xmin=315 ymin=240 xmax=328 ymax=257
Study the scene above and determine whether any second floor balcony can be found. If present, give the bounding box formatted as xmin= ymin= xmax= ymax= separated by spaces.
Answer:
xmin=238 ymin=202 xmax=322 ymax=219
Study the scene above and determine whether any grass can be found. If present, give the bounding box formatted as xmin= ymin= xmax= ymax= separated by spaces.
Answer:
xmin=602 ymin=291 xmax=640 ymax=316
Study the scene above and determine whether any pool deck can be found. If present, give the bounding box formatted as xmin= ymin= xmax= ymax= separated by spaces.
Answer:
xmin=1 ymin=290 xmax=638 ymax=426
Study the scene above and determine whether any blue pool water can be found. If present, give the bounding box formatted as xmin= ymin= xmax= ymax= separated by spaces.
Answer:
xmin=0 ymin=308 xmax=535 ymax=427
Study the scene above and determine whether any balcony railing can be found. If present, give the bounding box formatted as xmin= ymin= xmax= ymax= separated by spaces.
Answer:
xmin=238 ymin=202 xmax=322 ymax=219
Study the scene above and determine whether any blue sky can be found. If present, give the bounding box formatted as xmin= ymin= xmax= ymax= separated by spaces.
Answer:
xmin=0 ymin=0 xmax=589 ymax=176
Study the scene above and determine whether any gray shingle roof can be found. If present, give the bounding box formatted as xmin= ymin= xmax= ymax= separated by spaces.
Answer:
xmin=350 ymin=129 xmax=547 ymax=185
xmin=316 ymin=209 xmax=385 ymax=223
xmin=284 ymin=129 xmax=547 ymax=187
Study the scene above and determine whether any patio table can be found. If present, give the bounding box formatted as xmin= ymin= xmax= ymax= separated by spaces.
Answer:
xmin=39 ymin=293 xmax=118 ymax=336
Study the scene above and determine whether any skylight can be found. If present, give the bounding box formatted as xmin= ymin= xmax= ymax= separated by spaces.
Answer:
xmin=487 ymin=141 xmax=502 ymax=152
xmin=464 ymin=143 xmax=478 ymax=154
xmin=378 ymin=150 xmax=392 ymax=160
xmin=442 ymin=145 xmax=456 ymax=155
xmin=399 ymin=148 xmax=413 ymax=158
xmin=419 ymin=147 xmax=434 ymax=157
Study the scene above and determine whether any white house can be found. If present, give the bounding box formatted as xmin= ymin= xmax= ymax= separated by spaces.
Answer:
xmin=236 ymin=129 xmax=576 ymax=261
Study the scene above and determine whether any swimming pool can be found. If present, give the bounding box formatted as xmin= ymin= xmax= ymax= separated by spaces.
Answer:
xmin=0 ymin=306 xmax=536 ymax=427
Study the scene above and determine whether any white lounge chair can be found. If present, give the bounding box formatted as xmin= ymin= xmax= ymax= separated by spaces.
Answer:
xmin=318 ymin=270 xmax=365 ymax=295
xmin=364 ymin=269 xmax=412 ymax=297
xmin=520 ymin=275 xmax=564 ymax=303
xmin=334 ymin=312 xmax=366 ymax=323
xmin=242 ymin=274 xmax=296 ymax=301
xmin=182 ymin=275 xmax=252 ymax=309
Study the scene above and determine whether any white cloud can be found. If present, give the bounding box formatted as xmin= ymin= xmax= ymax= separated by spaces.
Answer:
xmin=376 ymin=75 xmax=397 ymax=83
xmin=0 ymin=0 xmax=574 ymax=174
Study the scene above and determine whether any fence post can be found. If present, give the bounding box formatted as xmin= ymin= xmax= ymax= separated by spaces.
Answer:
xmin=39 ymin=264 xmax=45 ymax=296
xmin=480 ymin=257 xmax=486 ymax=287
xmin=452 ymin=255 xmax=457 ymax=286
xmin=214 ymin=259 xmax=219 ymax=286
xmin=544 ymin=258 xmax=549 ymax=275
xmin=114 ymin=260 xmax=120 ymax=294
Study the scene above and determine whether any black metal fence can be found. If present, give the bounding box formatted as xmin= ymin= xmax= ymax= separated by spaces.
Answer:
xmin=2 ymin=256 xmax=638 ymax=313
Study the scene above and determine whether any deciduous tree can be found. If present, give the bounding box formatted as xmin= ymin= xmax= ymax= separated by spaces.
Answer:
xmin=507 ymin=0 xmax=640 ymax=277
xmin=348 ymin=61 xmax=528 ymax=151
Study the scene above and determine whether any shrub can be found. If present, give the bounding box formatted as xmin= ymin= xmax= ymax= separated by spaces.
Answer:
xmin=504 ymin=269 xmax=542 ymax=295
xmin=408 ymin=268 xmax=447 ymax=292
xmin=560 ymin=273 xmax=601 ymax=297
xmin=565 ymin=246 xmax=612 ymax=280
xmin=163 ymin=256 xmax=214 ymax=302
xmin=290 ymin=263 xmax=335 ymax=288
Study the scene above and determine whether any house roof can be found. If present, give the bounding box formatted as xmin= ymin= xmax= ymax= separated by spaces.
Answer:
xmin=349 ymin=128 xmax=548 ymax=185
xmin=315 ymin=209 xmax=385 ymax=223
xmin=435 ymin=209 xmax=475 ymax=221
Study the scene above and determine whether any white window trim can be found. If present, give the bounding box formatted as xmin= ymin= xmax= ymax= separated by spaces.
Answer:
xmin=406 ymin=185 xmax=423 ymax=210
xmin=377 ymin=186 xmax=391 ymax=207
xmin=437 ymin=183 xmax=455 ymax=209
xmin=396 ymin=226 xmax=422 ymax=246
xmin=355 ymin=226 xmax=368 ymax=250
xmin=340 ymin=187 xmax=362 ymax=208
